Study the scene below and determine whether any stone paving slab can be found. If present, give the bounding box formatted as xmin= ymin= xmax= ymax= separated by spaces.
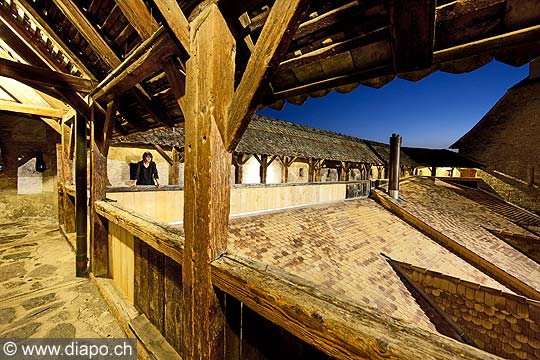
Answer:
xmin=0 ymin=191 xmax=124 ymax=339
xmin=228 ymin=197 xmax=510 ymax=332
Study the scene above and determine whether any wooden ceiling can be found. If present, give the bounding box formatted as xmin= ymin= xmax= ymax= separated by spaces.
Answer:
xmin=1 ymin=0 xmax=539 ymax=137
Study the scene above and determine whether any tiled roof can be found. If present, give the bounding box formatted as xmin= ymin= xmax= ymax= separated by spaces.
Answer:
xmin=451 ymin=77 xmax=540 ymax=184
xmin=396 ymin=260 xmax=540 ymax=360
xmin=401 ymin=147 xmax=484 ymax=168
xmin=396 ymin=177 xmax=540 ymax=292
xmin=227 ymin=198 xmax=509 ymax=331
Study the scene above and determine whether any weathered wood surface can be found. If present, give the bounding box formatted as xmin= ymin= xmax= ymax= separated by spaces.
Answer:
xmin=0 ymin=99 xmax=67 ymax=118
xmin=182 ymin=3 xmax=233 ymax=358
xmin=164 ymin=257 xmax=183 ymax=354
xmin=226 ymin=0 xmax=310 ymax=151
xmin=108 ymin=223 xmax=134 ymax=303
xmin=371 ymin=189 xmax=540 ymax=301
xmin=211 ymin=253 xmax=504 ymax=360
xmin=92 ymin=27 xmax=178 ymax=100
xmin=90 ymin=107 xmax=110 ymax=277
xmin=129 ymin=314 xmax=182 ymax=360
xmin=389 ymin=0 xmax=436 ymax=72
xmin=0 ymin=58 xmax=94 ymax=93
xmin=134 ymin=238 xmax=149 ymax=318
xmin=147 ymin=243 xmax=165 ymax=332
xmin=153 ymin=0 xmax=190 ymax=53
xmin=115 ymin=0 xmax=158 ymax=40
xmin=94 ymin=201 xmax=184 ymax=264
xmin=74 ymin=111 xmax=88 ymax=277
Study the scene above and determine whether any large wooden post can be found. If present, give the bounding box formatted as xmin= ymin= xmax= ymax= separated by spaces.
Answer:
xmin=169 ymin=147 xmax=181 ymax=185
xmin=90 ymin=100 xmax=115 ymax=277
xmin=182 ymin=4 xmax=234 ymax=359
xmin=61 ymin=118 xmax=75 ymax=233
xmin=74 ymin=111 xmax=88 ymax=277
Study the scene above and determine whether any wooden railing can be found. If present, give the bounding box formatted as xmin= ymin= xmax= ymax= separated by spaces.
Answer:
xmin=95 ymin=200 xmax=504 ymax=360
xmin=106 ymin=180 xmax=370 ymax=223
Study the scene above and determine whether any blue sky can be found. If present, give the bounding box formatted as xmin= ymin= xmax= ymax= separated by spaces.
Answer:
xmin=258 ymin=61 xmax=529 ymax=149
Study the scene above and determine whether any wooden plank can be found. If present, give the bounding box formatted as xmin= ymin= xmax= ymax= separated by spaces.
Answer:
xmin=92 ymin=27 xmax=178 ymax=100
xmin=153 ymin=0 xmax=190 ymax=53
xmin=135 ymin=239 xmax=150 ymax=318
xmin=433 ymin=24 xmax=540 ymax=63
xmin=211 ymin=254 xmax=504 ymax=360
xmin=0 ymin=58 xmax=94 ymax=93
xmin=389 ymin=0 xmax=436 ymax=72
xmin=51 ymin=0 xmax=121 ymax=69
xmin=129 ymin=314 xmax=182 ymax=360
xmin=182 ymin=3 xmax=234 ymax=359
xmin=115 ymin=0 xmax=158 ymax=39
xmin=11 ymin=0 xmax=97 ymax=79
xmin=94 ymin=201 xmax=184 ymax=264
xmin=225 ymin=0 xmax=309 ymax=152
xmin=147 ymin=245 xmax=165 ymax=332
xmin=74 ymin=110 xmax=88 ymax=277
xmin=0 ymin=99 xmax=66 ymax=118
xmin=164 ymin=257 xmax=183 ymax=354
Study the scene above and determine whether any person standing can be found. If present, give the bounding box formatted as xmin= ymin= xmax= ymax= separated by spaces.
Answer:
xmin=131 ymin=151 xmax=160 ymax=188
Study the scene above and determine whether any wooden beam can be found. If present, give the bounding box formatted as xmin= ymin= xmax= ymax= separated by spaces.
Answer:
xmin=212 ymin=253 xmax=502 ymax=360
xmin=130 ymin=87 xmax=176 ymax=127
xmin=433 ymin=24 xmax=540 ymax=63
xmin=51 ymin=0 xmax=121 ymax=69
xmin=92 ymin=27 xmax=178 ymax=100
xmin=102 ymin=98 xmax=117 ymax=156
xmin=225 ymin=0 xmax=309 ymax=152
xmin=182 ymin=3 xmax=234 ymax=359
xmin=154 ymin=144 xmax=173 ymax=166
xmin=0 ymin=99 xmax=66 ymax=119
xmin=389 ymin=0 xmax=436 ymax=72
xmin=151 ymin=0 xmax=190 ymax=53
xmin=11 ymin=0 xmax=97 ymax=79
xmin=115 ymin=0 xmax=159 ymax=39
xmin=0 ymin=58 xmax=94 ymax=93
xmin=162 ymin=56 xmax=186 ymax=109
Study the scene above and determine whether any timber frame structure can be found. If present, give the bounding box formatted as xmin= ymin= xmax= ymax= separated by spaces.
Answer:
xmin=2 ymin=0 xmax=540 ymax=359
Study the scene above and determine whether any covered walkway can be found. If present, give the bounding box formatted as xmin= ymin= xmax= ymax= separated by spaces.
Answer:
xmin=0 ymin=190 xmax=123 ymax=338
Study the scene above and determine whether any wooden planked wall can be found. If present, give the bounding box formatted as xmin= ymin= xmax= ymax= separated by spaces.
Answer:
xmin=107 ymin=183 xmax=348 ymax=223
xmin=108 ymin=222 xmax=135 ymax=303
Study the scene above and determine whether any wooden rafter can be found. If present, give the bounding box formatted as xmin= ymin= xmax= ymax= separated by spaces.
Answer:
xmin=152 ymin=0 xmax=190 ymax=53
xmin=225 ymin=0 xmax=310 ymax=152
xmin=130 ymin=87 xmax=175 ymax=128
xmin=0 ymin=58 xmax=94 ymax=93
xmin=389 ymin=0 xmax=436 ymax=72
xmin=11 ymin=0 xmax=96 ymax=79
xmin=115 ymin=0 xmax=159 ymax=39
xmin=92 ymin=27 xmax=178 ymax=101
xmin=154 ymin=144 xmax=173 ymax=166
xmin=0 ymin=99 xmax=66 ymax=118
xmin=50 ymin=0 xmax=121 ymax=69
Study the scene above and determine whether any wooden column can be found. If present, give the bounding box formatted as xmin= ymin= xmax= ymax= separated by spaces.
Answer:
xmin=232 ymin=153 xmax=250 ymax=185
xmin=313 ymin=159 xmax=324 ymax=182
xmin=254 ymin=154 xmax=276 ymax=184
xmin=307 ymin=158 xmax=315 ymax=183
xmin=182 ymin=4 xmax=234 ymax=359
xmin=431 ymin=166 xmax=437 ymax=177
xmin=91 ymin=100 xmax=116 ymax=277
xmin=55 ymin=143 xmax=64 ymax=224
xmin=278 ymin=156 xmax=296 ymax=184
xmin=61 ymin=118 xmax=75 ymax=233
xmin=74 ymin=111 xmax=88 ymax=277
xmin=169 ymin=147 xmax=181 ymax=185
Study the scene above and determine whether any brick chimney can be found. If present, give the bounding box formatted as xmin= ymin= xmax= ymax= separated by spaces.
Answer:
xmin=530 ymin=57 xmax=540 ymax=80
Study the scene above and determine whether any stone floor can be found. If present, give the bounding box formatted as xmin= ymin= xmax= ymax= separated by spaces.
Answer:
xmin=0 ymin=190 xmax=124 ymax=338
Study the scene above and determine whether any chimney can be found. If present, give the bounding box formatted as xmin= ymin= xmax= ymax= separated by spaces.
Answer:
xmin=388 ymin=134 xmax=402 ymax=200
xmin=530 ymin=58 xmax=540 ymax=80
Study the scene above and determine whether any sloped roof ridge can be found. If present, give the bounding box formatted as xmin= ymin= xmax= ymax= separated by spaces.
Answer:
xmin=251 ymin=114 xmax=370 ymax=145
